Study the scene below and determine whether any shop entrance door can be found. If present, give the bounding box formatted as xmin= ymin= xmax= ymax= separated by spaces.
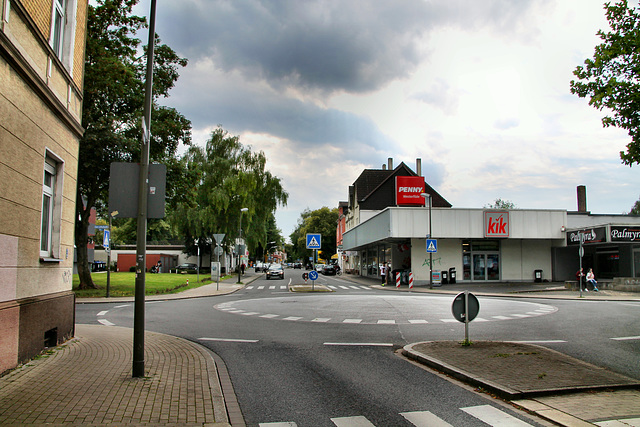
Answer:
xmin=471 ymin=253 xmax=500 ymax=281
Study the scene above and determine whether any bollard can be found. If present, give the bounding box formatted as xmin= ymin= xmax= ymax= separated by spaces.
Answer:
xmin=187 ymin=279 xmax=189 ymax=286
xmin=409 ymin=272 xmax=414 ymax=289
xmin=396 ymin=272 xmax=401 ymax=288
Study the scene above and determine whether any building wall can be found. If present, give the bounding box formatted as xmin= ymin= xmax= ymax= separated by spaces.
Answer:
xmin=1 ymin=0 xmax=86 ymax=374
xmin=501 ymin=239 xmax=553 ymax=282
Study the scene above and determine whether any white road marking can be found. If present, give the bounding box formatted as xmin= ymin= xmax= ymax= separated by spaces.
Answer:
xmin=511 ymin=314 xmax=531 ymax=318
xmin=114 ymin=304 xmax=129 ymax=309
xmin=349 ymin=286 xmax=360 ymax=290
xmin=97 ymin=311 xmax=108 ymax=316
xmin=198 ymin=337 xmax=259 ymax=343
xmin=360 ymin=286 xmax=373 ymax=290
xmin=312 ymin=318 xmax=331 ymax=322
xmin=260 ymin=314 xmax=280 ymax=318
xmin=269 ymin=286 xmax=276 ymax=289
xmin=259 ymin=423 xmax=298 ymax=427
xmin=258 ymin=286 xmax=265 ymax=289
xmin=339 ymin=286 xmax=350 ymax=290
xmin=246 ymin=286 xmax=254 ymax=289
xmin=97 ymin=319 xmax=115 ymax=326
xmin=401 ymin=410 xmax=454 ymax=426
xmin=283 ymin=316 xmax=303 ymax=321
xmin=240 ymin=312 xmax=260 ymax=316
xmin=509 ymin=340 xmax=567 ymax=344
xmin=377 ymin=320 xmax=395 ymax=324
xmin=492 ymin=316 xmax=512 ymax=320
xmin=461 ymin=404 xmax=533 ymax=426
xmin=280 ymin=286 xmax=287 ymax=290
xmin=343 ymin=319 xmax=362 ymax=323
xmin=440 ymin=319 xmax=458 ymax=323
xmin=324 ymin=342 xmax=393 ymax=347
xmin=408 ymin=320 xmax=429 ymax=324
xmin=331 ymin=416 xmax=375 ymax=426
xmin=611 ymin=336 xmax=640 ymax=341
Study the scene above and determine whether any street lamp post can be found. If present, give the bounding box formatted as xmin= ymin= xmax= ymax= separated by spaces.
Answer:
xmin=420 ymin=193 xmax=432 ymax=289
xmin=237 ymin=208 xmax=248 ymax=284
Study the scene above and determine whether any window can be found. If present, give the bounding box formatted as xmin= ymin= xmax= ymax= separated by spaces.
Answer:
xmin=40 ymin=154 xmax=64 ymax=259
xmin=49 ymin=0 xmax=77 ymax=71
xmin=51 ymin=0 xmax=66 ymax=57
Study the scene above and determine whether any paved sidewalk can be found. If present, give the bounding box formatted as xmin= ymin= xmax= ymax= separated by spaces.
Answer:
xmin=0 ymin=324 xmax=234 ymax=426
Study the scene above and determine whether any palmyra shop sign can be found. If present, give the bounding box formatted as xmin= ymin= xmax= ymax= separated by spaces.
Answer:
xmin=484 ymin=211 xmax=510 ymax=238
xmin=395 ymin=176 xmax=426 ymax=206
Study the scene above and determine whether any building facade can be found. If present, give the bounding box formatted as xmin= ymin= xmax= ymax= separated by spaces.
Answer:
xmin=1 ymin=0 xmax=87 ymax=374
xmin=340 ymin=160 xmax=640 ymax=286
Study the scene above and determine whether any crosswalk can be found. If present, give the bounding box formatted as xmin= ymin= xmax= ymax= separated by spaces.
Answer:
xmin=258 ymin=404 xmax=534 ymax=426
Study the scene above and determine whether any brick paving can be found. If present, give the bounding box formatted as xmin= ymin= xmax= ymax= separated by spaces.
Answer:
xmin=0 ymin=324 xmax=230 ymax=426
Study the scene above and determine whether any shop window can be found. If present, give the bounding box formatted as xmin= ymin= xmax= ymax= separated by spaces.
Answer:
xmin=40 ymin=153 xmax=64 ymax=260
xmin=595 ymin=247 xmax=619 ymax=279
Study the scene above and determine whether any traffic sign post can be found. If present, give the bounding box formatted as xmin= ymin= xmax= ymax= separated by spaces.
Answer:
xmin=306 ymin=233 xmax=321 ymax=249
xmin=426 ymin=239 xmax=437 ymax=253
xmin=451 ymin=291 xmax=480 ymax=345
xmin=308 ymin=270 xmax=318 ymax=291
xmin=212 ymin=234 xmax=225 ymax=290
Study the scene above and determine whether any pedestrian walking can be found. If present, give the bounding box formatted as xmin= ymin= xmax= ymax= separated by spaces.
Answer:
xmin=241 ymin=263 xmax=246 ymax=276
xmin=379 ymin=263 xmax=387 ymax=285
xmin=586 ymin=268 xmax=599 ymax=291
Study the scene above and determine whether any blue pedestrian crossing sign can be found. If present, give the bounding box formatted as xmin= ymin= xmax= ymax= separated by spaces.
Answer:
xmin=306 ymin=233 xmax=321 ymax=249
xmin=426 ymin=239 xmax=437 ymax=253
xmin=103 ymin=230 xmax=110 ymax=250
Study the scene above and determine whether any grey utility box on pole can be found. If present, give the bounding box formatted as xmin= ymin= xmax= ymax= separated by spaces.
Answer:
xmin=109 ymin=162 xmax=166 ymax=218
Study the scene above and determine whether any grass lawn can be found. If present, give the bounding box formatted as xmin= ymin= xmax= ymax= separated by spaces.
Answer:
xmin=72 ymin=272 xmax=224 ymax=298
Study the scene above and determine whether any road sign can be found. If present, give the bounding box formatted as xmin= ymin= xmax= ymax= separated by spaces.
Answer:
xmin=103 ymin=230 xmax=110 ymax=249
xmin=309 ymin=270 xmax=319 ymax=281
xmin=95 ymin=224 xmax=109 ymax=230
xmin=302 ymin=273 xmax=309 ymax=281
xmin=213 ymin=234 xmax=225 ymax=243
xmin=451 ymin=292 xmax=480 ymax=323
xmin=214 ymin=246 xmax=224 ymax=256
xmin=306 ymin=233 xmax=321 ymax=249
xmin=426 ymin=239 xmax=438 ymax=253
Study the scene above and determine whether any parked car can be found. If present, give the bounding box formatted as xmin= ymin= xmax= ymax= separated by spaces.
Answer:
xmin=176 ymin=263 xmax=198 ymax=273
xmin=293 ymin=262 xmax=302 ymax=269
xmin=321 ymin=264 xmax=336 ymax=275
xmin=315 ymin=264 xmax=325 ymax=272
xmin=266 ymin=264 xmax=285 ymax=280
xmin=255 ymin=262 xmax=264 ymax=272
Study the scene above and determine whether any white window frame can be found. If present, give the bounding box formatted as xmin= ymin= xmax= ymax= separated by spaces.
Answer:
xmin=49 ymin=0 xmax=77 ymax=72
xmin=40 ymin=151 xmax=65 ymax=260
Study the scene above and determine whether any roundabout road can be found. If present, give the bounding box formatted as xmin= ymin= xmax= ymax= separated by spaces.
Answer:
xmin=214 ymin=293 xmax=558 ymax=325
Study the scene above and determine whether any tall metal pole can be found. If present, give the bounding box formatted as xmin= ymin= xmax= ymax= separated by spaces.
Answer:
xmin=237 ymin=213 xmax=243 ymax=284
xmin=133 ymin=0 xmax=156 ymax=378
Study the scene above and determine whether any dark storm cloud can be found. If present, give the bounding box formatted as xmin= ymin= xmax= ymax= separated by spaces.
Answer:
xmin=157 ymin=0 xmax=542 ymax=95
xmin=169 ymin=68 xmax=394 ymax=151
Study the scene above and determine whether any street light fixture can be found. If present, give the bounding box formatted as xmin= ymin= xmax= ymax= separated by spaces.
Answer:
xmin=237 ymin=208 xmax=248 ymax=284
xmin=420 ymin=193 xmax=433 ymax=289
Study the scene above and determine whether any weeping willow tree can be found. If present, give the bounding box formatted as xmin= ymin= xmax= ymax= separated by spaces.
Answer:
xmin=171 ymin=127 xmax=288 ymax=259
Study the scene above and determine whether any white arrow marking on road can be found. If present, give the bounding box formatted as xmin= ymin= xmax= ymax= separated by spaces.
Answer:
xmin=97 ymin=319 xmax=115 ymax=326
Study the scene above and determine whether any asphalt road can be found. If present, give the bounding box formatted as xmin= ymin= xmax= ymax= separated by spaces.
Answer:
xmin=76 ymin=271 xmax=640 ymax=426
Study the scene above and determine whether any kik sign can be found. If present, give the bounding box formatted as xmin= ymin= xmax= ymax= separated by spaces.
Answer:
xmin=395 ymin=176 xmax=426 ymax=206
xmin=484 ymin=211 xmax=509 ymax=238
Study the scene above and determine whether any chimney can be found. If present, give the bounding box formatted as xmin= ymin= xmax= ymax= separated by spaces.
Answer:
xmin=382 ymin=164 xmax=386 ymax=170
xmin=416 ymin=158 xmax=422 ymax=176
xmin=577 ymin=185 xmax=587 ymax=212
xmin=388 ymin=157 xmax=393 ymax=170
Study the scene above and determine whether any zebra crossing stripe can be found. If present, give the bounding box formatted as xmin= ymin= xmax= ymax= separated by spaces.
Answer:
xmin=401 ymin=410 xmax=453 ymax=427
xmin=461 ymin=404 xmax=533 ymax=426
xmin=408 ymin=320 xmax=428 ymax=324
xmin=312 ymin=318 xmax=331 ymax=322
xmin=259 ymin=422 xmax=297 ymax=426
xmin=331 ymin=415 xmax=375 ymax=426
xmin=246 ymin=286 xmax=254 ymax=289
xmin=343 ymin=319 xmax=363 ymax=323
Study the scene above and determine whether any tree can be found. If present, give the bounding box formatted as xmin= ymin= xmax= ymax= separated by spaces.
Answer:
xmin=171 ymin=127 xmax=288 ymax=260
xmin=484 ymin=198 xmax=517 ymax=209
xmin=570 ymin=0 xmax=640 ymax=165
xmin=289 ymin=207 xmax=339 ymax=263
xmin=630 ymin=196 xmax=640 ymax=214
xmin=75 ymin=0 xmax=191 ymax=289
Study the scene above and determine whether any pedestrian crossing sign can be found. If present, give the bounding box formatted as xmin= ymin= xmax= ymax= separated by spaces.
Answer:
xmin=426 ymin=239 xmax=437 ymax=253
xmin=306 ymin=233 xmax=321 ymax=249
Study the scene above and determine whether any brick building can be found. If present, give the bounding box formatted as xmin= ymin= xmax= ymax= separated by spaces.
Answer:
xmin=1 ymin=0 xmax=87 ymax=374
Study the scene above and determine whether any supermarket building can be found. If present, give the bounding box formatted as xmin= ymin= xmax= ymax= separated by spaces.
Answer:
xmin=339 ymin=159 xmax=640 ymax=285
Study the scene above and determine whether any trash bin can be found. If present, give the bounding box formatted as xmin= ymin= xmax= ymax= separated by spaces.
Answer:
xmin=441 ymin=270 xmax=449 ymax=285
xmin=449 ymin=267 xmax=456 ymax=284
xmin=534 ymin=269 xmax=543 ymax=283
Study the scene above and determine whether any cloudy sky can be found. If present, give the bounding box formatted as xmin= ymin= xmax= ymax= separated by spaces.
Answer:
xmin=133 ymin=0 xmax=638 ymax=241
